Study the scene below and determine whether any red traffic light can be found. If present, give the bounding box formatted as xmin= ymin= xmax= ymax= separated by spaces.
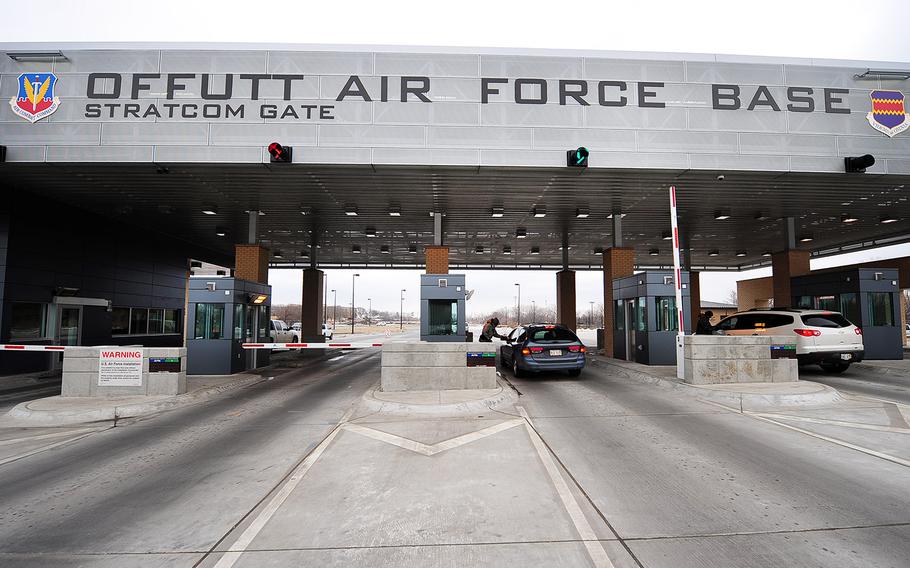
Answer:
xmin=268 ymin=142 xmax=292 ymax=163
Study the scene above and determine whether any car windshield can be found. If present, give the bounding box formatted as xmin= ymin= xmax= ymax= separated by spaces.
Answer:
xmin=527 ymin=327 xmax=578 ymax=343
xmin=802 ymin=313 xmax=852 ymax=328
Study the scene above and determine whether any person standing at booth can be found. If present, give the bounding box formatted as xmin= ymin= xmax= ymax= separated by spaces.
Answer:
xmin=695 ymin=311 xmax=715 ymax=335
xmin=480 ymin=317 xmax=507 ymax=342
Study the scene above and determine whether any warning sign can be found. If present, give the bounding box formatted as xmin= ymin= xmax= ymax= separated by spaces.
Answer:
xmin=98 ymin=349 xmax=144 ymax=387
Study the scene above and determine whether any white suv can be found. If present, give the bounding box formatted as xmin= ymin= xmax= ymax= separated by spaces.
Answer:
xmin=713 ymin=309 xmax=864 ymax=373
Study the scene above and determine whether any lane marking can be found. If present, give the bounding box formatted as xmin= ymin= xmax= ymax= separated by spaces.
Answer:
xmin=212 ymin=408 xmax=353 ymax=568
xmin=342 ymin=419 xmax=524 ymax=457
xmin=749 ymin=413 xmax=910 ymax=434
xmin=0 ymin=426 xmax=103 ymax=447
xmin=517 ymin=406 xmax=614 ymax=568
xmin=699 ymin=399 xmax=910 ymax=469
xmin=0 ymin=429 xmax=108 ymax=467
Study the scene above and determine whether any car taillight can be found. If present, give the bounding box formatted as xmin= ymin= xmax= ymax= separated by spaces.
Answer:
xmin=854 ymin=328 xmax=863 ymax=335
xmin=529 ymin=347 xmax=544 ymax=353
xmin=568 ymin=345 xmax=586 ymax=353
xmin=521 ymin=348 xmax=531 ymax=355
xmin=794 ymin=329 xmax=821 ymax=337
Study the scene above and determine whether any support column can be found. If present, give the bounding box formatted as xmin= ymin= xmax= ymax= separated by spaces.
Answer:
xmin=771 ymin=249 xmax=810 ymax=308
xmin=425 ymin=246 xmax=449 ymax=274
xmin=301 ymin=268 xmax=325 ymax=342
xmin=556 ymin=270 xmax=576 ymax=331
xmin=234 ymin=244 xmax=269 ymax=284
xmin=603 ymin=247 xmax=635 ymax=358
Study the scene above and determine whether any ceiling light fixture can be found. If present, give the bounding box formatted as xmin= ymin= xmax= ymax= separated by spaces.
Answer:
xmin=880 ymin=215 xmax=898 ymax=224
xmin=575 ymin=207 xmax=590 ymax=218
xmin=202 ymin=204 xmax=218 ymax=215
xmin=345 ymin=204 xmax=358 ymax=216
xmin=649 ymin=249 xmax=659 ymax=256
xmin=502 ymin=245 xmax=512 ymax=255
xmin=714 ymin=210 xmax=731 ymax=220
xmin=532 ymin=206 xmax=546 ymax=218
xmin=516 ymin=227 xmax=527 ymax=239
xmin=708 ymin=250 xmax=719 ymax=257
xmin=530 ymin=246 xmax=540 ymax=255
xmin=352 ymin=245 xmax=362 ymax=254
xmin=381 ymin=245 xmax=390 ymax=254
xmin=491 ymin=207 xmax=504 ymax=218
xmin=841 ymin=214 xmax=859 ymax=223
xmin=736 ymin=251 xmax=747 ymax=257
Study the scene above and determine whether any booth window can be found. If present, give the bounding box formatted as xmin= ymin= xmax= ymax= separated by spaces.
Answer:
xmin=148 ymin=309 xmax=164 ymax=334
xmin=867 ymin=292 xmax=894 ymax=326
xmin=814 ymin=295 xmax=838 ymax=312
xmin=634 ymin=297 xmax=647 ymax=332
xmin=164 ymin=309 xmax=181 ymax=334
xmin=795 ymin=296 xmax=813 ymax=309
xmin=194 ymin=303 xmax=225 ymax=339
xmin=111 ymin=308 xmax=130 ymax=335
xmin=10 ymin=303 xmax=46 ymax=340
xmin=427 ymin=300 xmax=457 ymax=335
xmin=614 ymin=300 xmax=624 ymax=331
xmin=130 ymin=308 xmax=149 ymax=335
xmin=839 ymin=293 xmax=860 ymax=326
xmin=656 ymin=296 xmax=678 ymax=332
xmin=233 ymin=304 xmax=247 ymax=340
xmin=257 ymin=305 xmax=269 ymax=340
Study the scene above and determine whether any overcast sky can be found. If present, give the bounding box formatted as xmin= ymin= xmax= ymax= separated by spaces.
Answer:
xmin=5 ymin=0 xmax=909 ymax=316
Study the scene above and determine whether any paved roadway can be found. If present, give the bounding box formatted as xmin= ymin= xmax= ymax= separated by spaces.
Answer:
xmin=802 ymin=360 xmax=910 ymax=405
xmin=0 ymin=336 xmax=908 ymax=567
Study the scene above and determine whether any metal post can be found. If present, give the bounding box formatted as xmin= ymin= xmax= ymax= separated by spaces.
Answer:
xmin=332 ymin=289 xmax=337 ymax=330
xmin=589 ymin=301 xmax=594 ymax=328
xmin=400 ymin=289 xmax=405 ymax=331
xmin=351 ymin=273 xmax=359 ymax=334
xmin=669 ymin=185 xmax=685 ymax=379
xmin=514 ymin=283 xmax=521 ymax=324
xmin=247 ymin=210 xmax=259 ymax=244
xmin=323 ymin=278 xmax=328 ymax=324
xmin=368 ymin=298 xmax=372 ymax=326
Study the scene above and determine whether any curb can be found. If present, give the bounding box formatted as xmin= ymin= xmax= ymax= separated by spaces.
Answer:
xmin=360 ymin=380 xmax=518 ymax=417
xmin=591 ymin=357 xmax=842 ymax=410
xmin=4 ymin=374 xmax=266 ymax=426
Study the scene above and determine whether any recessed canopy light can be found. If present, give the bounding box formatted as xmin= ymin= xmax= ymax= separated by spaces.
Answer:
xmin=388 ymin=205 xmax=401 ymax=217
xmin=799 ymin=234 xmax=814 ymax=242
xmin=502 ymin=245 xmax=512 ymax=255
xmin=661 ymin=231 xmax=672 ymax=240
xmin=299 ymin=206 xmax=312 ymax=215
xmin=202 ymin=205 xmax=218 ymax=215
xmin=299 ymin=250 xmax=309 ymax=258
xmin=708 ymin=250 xmax=719 ymax=257
xmin=530 ymin=246 xmax=540 ymax=255
xmin=345 ymin=205 xmax=358 ymax=216
xmin=491 ymin=207 xmax=504 ymax=218
xmin=575 ymin=207 xmax=590 ymax=218
xmin=352 ymin=245 xmax=362 ymax=254
xmin=594 ymin=247 xmax=604 ymax=255
xmin=365 ymin=227 xmax=376 ymax=237
xmin=841 ymin=214 xmax=859 ymax=223
xmin=273 ymin=250 xmax=283 ymax=258
xmin=516 ymin=227 xmax=527 ymax=239
xmin=736 ymin=251 xmax=747 ymax=257
xmin=649 ymin=249 xmax=659 ymax=256
xmin=762 ymin=251 xmax=772 ymax=257
xmin=475 ymin=246 xmax=484 ymax=254
xmin=533 ymin=206 xmax=546 ymax=218
xmin=606 ymin=212 xmax=627 ymax=219
xmin=714 ymin=210 xmax=731 ymax=220
xmin=408 ymin=244 xmax=417 ymax=254
xmin=215 ymin=227 xmax=227 ymax=237
xmin=380 ymin=245 xmax=390 ymax=254
xmin=880 ymin=215 xmax=898 ymax=224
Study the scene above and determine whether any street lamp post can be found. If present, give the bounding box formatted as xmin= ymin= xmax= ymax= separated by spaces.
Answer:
xmin=514 ymin=283 xmax=521 ymax=324
xmin=323 ymin=279 xmax=328 ymax=323
xmin=331 ymin=289 xmax=337 ymax=330
xmin=351 ymin=273 xmax=360 ymax=334
xmin=367 ymin=297 xmax=372 ymax=326
xmin=400 ymin=289 xmax=406 ymax=331
xmin=532 ymin=300 xmax=536 ymax=323
xmin=589 ymin=301 xmax=595 ymax=329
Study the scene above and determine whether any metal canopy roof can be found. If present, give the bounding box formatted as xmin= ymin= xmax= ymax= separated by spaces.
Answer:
xmin=3 ymin=162 xmax=909 ymax=271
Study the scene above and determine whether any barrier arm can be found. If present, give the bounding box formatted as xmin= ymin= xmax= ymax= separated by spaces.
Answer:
xmin=670 ymin=184 xmax=685 ymax=380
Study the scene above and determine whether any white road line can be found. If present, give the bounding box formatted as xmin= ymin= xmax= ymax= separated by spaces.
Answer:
xmin=213 ymin=409 xmax=352 ymax=568
xmin=0 ymin=429 xmax=107 ymax=467
xmin=749 ymin=413 xmax=910 ymax=434
xmin=517 ymin=406 xmax=614 ymax=568
xmin=342 ymin=419 xmax=524 ymax=456
xmin=0 ymin=426 xmax=103 ymax=447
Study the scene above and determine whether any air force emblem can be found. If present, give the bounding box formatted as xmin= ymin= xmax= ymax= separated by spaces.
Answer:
xmin=867 ymin=90 xmax=908 ymax=137
xmin=9 ymin=72 xmax=60 ymax=123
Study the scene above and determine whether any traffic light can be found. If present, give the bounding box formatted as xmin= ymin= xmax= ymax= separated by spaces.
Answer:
xmin=268 ymin=142 xmax=293 ymax=163
xmin=567 ymin=147 xmax=589 ymax=167
xmin=844 ymin=154 xmax=874 ymax=173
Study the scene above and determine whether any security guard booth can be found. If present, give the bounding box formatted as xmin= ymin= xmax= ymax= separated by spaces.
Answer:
xmin=187 ymin=277 xmax=271 ymax=374
xmin=420 ymin=274 xmax=467 ymax=342
xmin=613 ymin=271 xmax=691 ymax=365
xmin=792 ymin=267 xmax=902 ymax=360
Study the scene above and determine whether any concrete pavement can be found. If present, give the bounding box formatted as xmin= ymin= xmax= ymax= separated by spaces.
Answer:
xmin=0 ymin=340 xmax=908 ymax=567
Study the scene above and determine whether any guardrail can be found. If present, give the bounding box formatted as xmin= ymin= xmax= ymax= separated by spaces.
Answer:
xmin=241 ymin=342 xmax=384 ymax=349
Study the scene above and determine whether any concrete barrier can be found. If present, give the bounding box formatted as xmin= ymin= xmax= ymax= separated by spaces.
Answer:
xmin=61 ymin=347 xmax=187 ymax=397
xmin=683 ymin=335 xmax=797 ymax=385
xmin=381 ymin=342 xmax=497 ymax=391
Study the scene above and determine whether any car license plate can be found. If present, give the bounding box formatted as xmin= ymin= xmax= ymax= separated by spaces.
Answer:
xmin=549 ymin=349 xmax=563 ymax=356
xmin=841 ymin=353 xmax=852 ymax=361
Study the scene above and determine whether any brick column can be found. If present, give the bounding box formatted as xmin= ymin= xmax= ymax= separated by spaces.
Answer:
xmin=235 ymin=244 xmax=269 ymax=284
xmin=301 ymin=268 xmax=325 ymax=342
xmin=556 ymin=269 xmax=576 ymax=331
xmin=603 ymin=247 xmax=635 ymax=357
xmin=425 ymin=246 xmax=449 ymax=274
xmin=689 ymin=271 xmax=702 ymax=330
xmin=771 ymin=250 xmax=810 ymax=308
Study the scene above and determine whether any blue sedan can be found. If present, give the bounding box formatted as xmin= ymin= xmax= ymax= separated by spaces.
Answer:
xmin=500 ymin=324 xmax=586 ymax=378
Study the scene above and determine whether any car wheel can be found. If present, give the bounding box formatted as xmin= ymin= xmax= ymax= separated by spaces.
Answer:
xmin=567 ymin=369 xmax=581 ymax=377
xmin=820 ymin=361 xmax=850 ymax=374
xmin=512 ymin=357 xmax=525 ymax=378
